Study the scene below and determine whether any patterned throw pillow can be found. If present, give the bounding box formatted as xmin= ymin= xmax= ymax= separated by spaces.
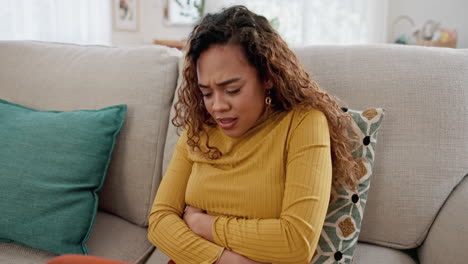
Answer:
xmin=311 ymin=107 xmax=385 ymax=264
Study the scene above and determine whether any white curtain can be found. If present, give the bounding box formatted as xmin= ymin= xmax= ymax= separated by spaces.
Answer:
xmin=0 ymin=0 xmax=111 ymax=45
xmin=205 ymin=0 xmax=388 ymax=46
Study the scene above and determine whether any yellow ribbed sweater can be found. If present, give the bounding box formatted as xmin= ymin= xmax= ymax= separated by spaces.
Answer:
xmin=148 ymin=108 xmax=332 ymax=264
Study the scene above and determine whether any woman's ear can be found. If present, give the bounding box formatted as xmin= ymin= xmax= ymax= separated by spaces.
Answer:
xmin=264 ymin=79 xmax=273 ymax=90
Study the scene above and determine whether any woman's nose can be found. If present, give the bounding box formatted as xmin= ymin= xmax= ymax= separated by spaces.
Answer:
xmin=211 ymin=93 xmax=230 ymax=112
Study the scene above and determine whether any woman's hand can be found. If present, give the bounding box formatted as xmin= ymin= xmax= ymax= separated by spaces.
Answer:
xmin=183 ymin=206 xmax=270 ymax=264
xmin=183 ymin=205 xmax=205 ymax=226
xmin=183 ymin=205 xmax=205 ymax=233
xmin=217 ymin=250 xmax=271 ymax=264
xmin=183 ymin=205 xmax=215 ymax=242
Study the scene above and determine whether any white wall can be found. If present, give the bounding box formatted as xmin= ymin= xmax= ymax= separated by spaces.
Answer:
xmin=112 ymin=0 xmax=468 ymax=49
xmin=387 ymin=0 xmax=468 ymax=48
xmin=111 ymin=0 xmax=234 ymax=46
xmin=112 ymin=0 xmax=192 ymax=46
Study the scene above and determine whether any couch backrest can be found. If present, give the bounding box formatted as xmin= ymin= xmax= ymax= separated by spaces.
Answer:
xmin=293 ymin=44 xmax=468 ymax=249
xmin=0 ymin=41 xmax=181 ymax=227
xmin=162 ymin=44 xmax=468 ymax=250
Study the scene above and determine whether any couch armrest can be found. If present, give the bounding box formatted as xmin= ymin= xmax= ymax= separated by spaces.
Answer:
xmin=418 ymin=174 xmax=468 ymax=264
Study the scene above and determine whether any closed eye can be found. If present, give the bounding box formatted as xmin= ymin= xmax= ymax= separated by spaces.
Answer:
xmin=226 ymin=88 xmax=240 ymax=95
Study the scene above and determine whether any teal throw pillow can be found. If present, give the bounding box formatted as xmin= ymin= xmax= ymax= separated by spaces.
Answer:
xmin=312 ymin=107 xmax=385 ymax=264
xmin=0 ymin=99 xmax=126 ymax=255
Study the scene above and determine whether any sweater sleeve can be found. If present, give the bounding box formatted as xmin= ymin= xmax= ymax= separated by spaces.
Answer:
xmin=212 ymin=109 xmax=332 ymax=264
xmin=148 ymin=130 xmax=225 ymax=264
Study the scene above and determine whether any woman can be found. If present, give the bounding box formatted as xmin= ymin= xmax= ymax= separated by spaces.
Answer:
xmin=48 ymin=5 xmax=358 ymax=264
xmin=148 ymin=5 xmax=359 ymax=264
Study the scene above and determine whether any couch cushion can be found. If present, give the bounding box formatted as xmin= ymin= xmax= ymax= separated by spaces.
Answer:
xmin=0 ymin=99 xmax=126 ymax=255
xmin=354 ymin=242 xmax=418 ymax=264
xmin=144 ymin=242 xmax=418 ymax=264
xmin=144 ymin=249 xmax=170 ymax=264
xmin=418 ymin=174 xmax=468 ymax=264
xmin=0 ymin=211 xmax=152 ymax=264
xmin=87 ymin=211 xmax=154 ymax=264
xmin=312 ymin=108 xmax=385 ymax=263
xmin=293 ymin=45 xmax=468 ymax=249
xmin=0 ymin=41 xmax=182 ymax=227
xmin=162 ymin=56 xmax=184 ymax=176
xmin=0 ymin=243 xmax=55 ymax=264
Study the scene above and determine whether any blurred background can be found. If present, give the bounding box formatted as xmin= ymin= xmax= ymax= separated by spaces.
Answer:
xmin=0 ymin=0 xmax=466 ymax=49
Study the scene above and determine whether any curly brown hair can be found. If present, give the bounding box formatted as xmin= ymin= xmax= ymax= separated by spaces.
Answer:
xmin=172 ymin=5 xmax=360 ymax=204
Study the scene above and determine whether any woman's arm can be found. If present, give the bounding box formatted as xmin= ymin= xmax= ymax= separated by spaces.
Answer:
xmin=184 ymin=110 xmax=332 ymax=264
xmin=183 ymin=206 xmax=216 ymax=242
xmin=217 ymin=249 xmax=269 ymax=264
xmin=184 ymin=207 xmax=269 ymax=264
xmin=147 ymin=131 xmax=224 ymax=264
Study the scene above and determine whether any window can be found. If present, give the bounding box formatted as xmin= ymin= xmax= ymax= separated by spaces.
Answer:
xmin=0 ymin=0 xmax=111 ymax=45
xmin=209 ymin=0 xmax=388 ymax=46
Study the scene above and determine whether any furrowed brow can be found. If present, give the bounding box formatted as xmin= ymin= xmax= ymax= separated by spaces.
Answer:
xmin=198 ymin=77 xmax=241 ymax=88
xmin=217 ymin=77 xmax=241 ymax=86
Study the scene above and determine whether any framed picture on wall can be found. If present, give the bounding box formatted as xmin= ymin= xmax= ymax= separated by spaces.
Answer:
xmin=113 ymin=0 xmax=139 ymax=31
xmin=165 ymin=0 xmax=205 ymax=25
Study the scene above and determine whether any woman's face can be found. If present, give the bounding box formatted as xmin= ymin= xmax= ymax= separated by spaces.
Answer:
xmin=197 ymin=44 xmax=271 ymax=138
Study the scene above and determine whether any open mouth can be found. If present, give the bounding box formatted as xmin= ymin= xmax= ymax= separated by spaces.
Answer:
xmin=217 ymin=118 xmax=238 ymax=129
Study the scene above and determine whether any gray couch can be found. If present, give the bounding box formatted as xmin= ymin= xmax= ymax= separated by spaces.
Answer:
xmin=0 ymin=41 xmax=467 ymax=264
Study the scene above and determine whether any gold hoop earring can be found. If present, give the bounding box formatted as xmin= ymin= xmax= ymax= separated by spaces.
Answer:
xmin=265 ymin=90 xmax=272 ymax=106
